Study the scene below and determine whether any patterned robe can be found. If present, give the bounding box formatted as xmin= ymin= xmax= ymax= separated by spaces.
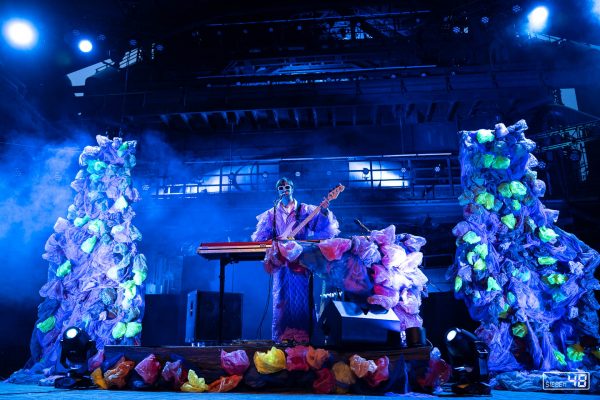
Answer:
xmin=252 ymin=200 xmax=339 ymax=342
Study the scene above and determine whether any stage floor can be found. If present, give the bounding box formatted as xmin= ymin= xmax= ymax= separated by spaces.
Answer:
xmin=0 ymin=382 xmax=592 ymax=400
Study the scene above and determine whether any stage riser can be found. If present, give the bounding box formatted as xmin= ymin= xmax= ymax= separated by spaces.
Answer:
xmin=104 ymin=344 xmax=431 ymax=392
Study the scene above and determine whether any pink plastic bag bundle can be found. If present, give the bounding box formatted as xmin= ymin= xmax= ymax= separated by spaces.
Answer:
xmin=220 ymin=349 xmax=250 ymax=375
xmin=365 ymin=356 xmax=389 ymax=387
xmin=313 ymin=368 xmax=336 ymax=394
xmin=318 ymin=238 xmax=352 ymax=261
xmin=134 ymin=353 xmax=161 ymax=385
xmin=285 ymin=345 xmax=310 ymax=371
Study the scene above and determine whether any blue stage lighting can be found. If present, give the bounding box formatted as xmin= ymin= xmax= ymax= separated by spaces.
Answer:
xmin=528 ymin=6 xmax=549 ymax=32
xmin=78 ymin=39 xmax=93 ymax=53
xmin=2 ymin=18 xmax=38 ymax=49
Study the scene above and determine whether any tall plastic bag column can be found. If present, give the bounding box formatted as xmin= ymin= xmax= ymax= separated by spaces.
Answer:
xmin=447 ymin=120 xmax=599 ymax=372
xmin=28 ymin=135 xmax=147 ymax=372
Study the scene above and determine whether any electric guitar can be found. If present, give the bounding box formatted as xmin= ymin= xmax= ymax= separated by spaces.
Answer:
xmin=279 ymin=184 xmax=345 ymax=240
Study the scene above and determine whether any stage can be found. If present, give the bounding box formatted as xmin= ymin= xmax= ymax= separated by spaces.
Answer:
xmin=0 ymin=381 xmax=593 ymax=399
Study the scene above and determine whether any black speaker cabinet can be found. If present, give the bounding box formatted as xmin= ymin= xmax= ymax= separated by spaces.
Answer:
xmin=142 ymin=294 xmax=187 ymax=346
xmin=185 ymin=291 xmax=243 ymax=343
xmin=312 ymin=300 xmax=401 ymax=348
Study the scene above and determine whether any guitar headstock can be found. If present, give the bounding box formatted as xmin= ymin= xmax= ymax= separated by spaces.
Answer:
xmin=326 ymin=183 xmax=345 ymax=201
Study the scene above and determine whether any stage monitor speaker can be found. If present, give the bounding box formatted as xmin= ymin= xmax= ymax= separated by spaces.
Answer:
xmin=185 ymin=291 xmax=242 ymax=343
xmin=312 ymin=300 xmax=401 ymax=348
xmin=142 ymin=294 xmax=187 ymax=346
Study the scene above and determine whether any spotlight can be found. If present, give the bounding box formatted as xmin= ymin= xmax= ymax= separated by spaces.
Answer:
xmin=434 ymin=164 xmax=441 ymax=174
xmin=444 ymin=328 xmax=490 ymax=395
xmin=528 ymin=6 xmax=549 ymax=32
xmin=295 ymin=171 xmax=301 ymax=177
xmin=512 ymin=4 xmax=522 ymax=13
xmin=129 ymin=38 xmax=138 ymax=46
xmin=481 ymin=16 xmax=490 ymax=24
xmin=401 ymin=167 xmax=408 ymax=174
xmin=2 ymin=18 xmax=38 ymax=49
xmin=78 ymin=39 xmax=93 ymax=53
xmin=452 ymin=26 xmax=461 ymax=34
xmin=55 ymin=327 xmax=97 ymax=389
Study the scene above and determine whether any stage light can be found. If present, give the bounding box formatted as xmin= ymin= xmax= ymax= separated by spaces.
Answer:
xmin=78 ymin=39 xmax=93 ymax=53
xmin=452 ymin=26 xmax=461 ymax=34
xmin=512 ymin=4 xmax=522 ymax=13
xmin=55 ymin=327 xmax=97 ymax=389
xmin=528 ymin=6 xmax=549 ymax=32
xmin=481 ymin=16 xmax=490 ymax=24
xmin=444 ymin=327 xmax=490 ymax=395
xmin=2 ymin=18 xmax=38 ymax=49
xmin=295 ymin=171 xmax=301 ymax=177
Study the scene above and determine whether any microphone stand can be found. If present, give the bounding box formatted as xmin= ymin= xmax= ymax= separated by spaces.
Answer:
xmin=354 ymin=218 xmax=371 ymax=233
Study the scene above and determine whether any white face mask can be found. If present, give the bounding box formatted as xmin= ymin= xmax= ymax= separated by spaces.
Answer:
xmin=277 ymin=184 xmax=293 ymax=197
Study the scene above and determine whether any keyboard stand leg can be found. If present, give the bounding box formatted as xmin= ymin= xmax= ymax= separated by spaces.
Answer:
xmin=218 ymin=258 xmax=230 ymax=345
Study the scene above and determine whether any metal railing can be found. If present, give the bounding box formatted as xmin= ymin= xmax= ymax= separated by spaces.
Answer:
xmin=143 ymin=153 xmax=461 ymax=200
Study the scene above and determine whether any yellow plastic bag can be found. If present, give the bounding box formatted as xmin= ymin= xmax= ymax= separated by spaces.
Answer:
xmin=253 ymin=346 xmax=286 ymax=374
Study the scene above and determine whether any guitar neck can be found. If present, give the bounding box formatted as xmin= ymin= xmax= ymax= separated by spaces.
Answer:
xmin=289 ymin=205 xmax=322 ymax=239
xmin=284 ymin=183 xmax=343 ymax=240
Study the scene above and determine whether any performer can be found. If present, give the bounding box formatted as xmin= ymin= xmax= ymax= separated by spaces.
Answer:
xmin=251 ymin=177 xmax=339 ymax=343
